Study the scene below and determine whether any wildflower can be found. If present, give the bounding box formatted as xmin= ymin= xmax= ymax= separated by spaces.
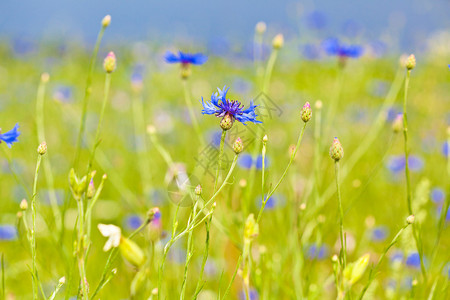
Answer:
xmin=164 ymin=51 xmax=207 ymax=65
xmin=301 ymin=102 xmax=312 ymax=123
xmin=86 ymin=178 xmax=95 ymax=199
xmin=256 ymin=194 xmax=285 ymax=209
xmin=322 ymin=38 xmax=363 ymax=58
xmin=305 ymin=11 xmax=327 ymax=30
xmin=255 ymin=155 xmax=269 ymax=170
xmin=392 ymin=114 xmax=403 ymax=133
xmin=238 ymin=154 xmax=254 ymax=169
xmin=233 ymin=137 xmax=244 ymax=154
xmin=124 ymin=215 xmax=143 ymax=231
xmin=20 ymin=199 xmax=28 ymax=210
xmin=272 ymin=34 xmax=284 ymax=49
xmin=306 ymin=243 xmax=329 ymax=260
xmin=103 ymin=51 xmax=116 ymax=73
xmin=386 ymin=155 xmax=424 ymax=173
xmin=195 ymin=184 xmax=202 ymax=196
xmin=371 ymin=226 xmax=389 ymax=242
xmin=255 ymin=21 xmax=266 ymax=34
xmin=390 ymin=250 xmax=404 ymax=264
xmin=98 ymin=224 xmax=121 ymax=251
xmin=0 ymin=225 xmax=18 ymax=241
xmin=405 ymin=54 xmax=416 ymax=70
xmin=405 ymin=252 xmax=421 ymax=269
xmin=329 ymin=137 xmax=344 ymax=161
xmin=406 ymin=215 xmax=415 ymax=225
xmin=431 ymin=187 xmax=445 ymax=203
xmin=0 ymin=123 xmax=20 ymax=148
xmin=201 ymin=86 xmax=262 ymax=128
xmin=37 ymin=142 xmax=47 ymax=155
xmin=102 ymin=15 xmax=111 ymax=27
xmin=442 ymin=141 xmax=449 ymax=157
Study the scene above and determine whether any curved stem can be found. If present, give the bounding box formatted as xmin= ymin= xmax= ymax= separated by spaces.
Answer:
xmin=257 ymin=122 xmax=307 ymax=223
xmin=335 ymin=161 xmax=346 ymax=269
xmin=31 ymin=154 xmax=43 ymax=300
xmin=214 ymin=130 xmax=227 ymax=192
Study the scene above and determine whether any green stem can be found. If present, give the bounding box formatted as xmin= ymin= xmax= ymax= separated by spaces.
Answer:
xmin=262 ymin=50 xmax=279 ymax=94
xmin=256 ymin=122 xmax=307 ymax=223
xmin=31 ymin=154 xmax=43 ymax=300
xmin=193 ymin=214 xmax=212 ymax=299
xmin=221 ymin=255 xmax=243 ymax=300
xmin=358 ymin=223 xmax=410 ymax=299
xmin=182 ymin=79 xmax=205 ymax=148
xmin=402 ymin=69 xmax=427 ymax=281
xmin=87 ymin=73 xmax=112 ymax=174
xmin=35 ymin=75 xmax=61 ymax=232
xmin=214 ymin=130 xmax=227 ymax=192
xmin=76 ymin=197 xmax=88 ymax=300
xmin=335 ymin=161 xmax=346 ymax=269
xmin=73 ymin=24 xmax=107 ymax=168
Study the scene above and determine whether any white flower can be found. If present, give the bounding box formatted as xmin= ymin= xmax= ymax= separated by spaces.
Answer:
xmin=98 ymin=224 xmax=121 ymax=251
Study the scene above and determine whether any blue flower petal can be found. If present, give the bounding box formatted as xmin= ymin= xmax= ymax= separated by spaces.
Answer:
xmin=0 ymin=123 xmax=20 ymax=148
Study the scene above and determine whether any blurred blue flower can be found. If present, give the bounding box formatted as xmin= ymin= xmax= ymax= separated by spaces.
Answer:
xmin=405 ymin=252 xmax=421 ymax=269
xmin=390 ymin=250 xmax=403 ymax=264
xmin=386 ymin=107 xmax=400 ymax=122
xmin=0 ymin=123 xmax=20 ymax=148
xmin=124 ymin=214 xmax=143 ymax=230
xmin=238 ymin=153 xmax=254 ymax=169
xmin=0 ymin=225 xmax=18 ymax=241
xmin=208 ymin=37 xmax=230 ymax=56
xmin=306 ymin=243 xmax=329 ymax=260
xmin=240 ymin=288 xmax=259 ymax=300
xmin=371 ymin=226 xmax=389 ymax=242
xmin=201 ymin=86 xmax=262 ymax=125
xmin=305 ymin=11 xmax=327 ymax=30
xmin=442 ymin=141 xmax=449 ymax=157
xmin=53 ymin=85 xmax=73 ymax=103
xmin=12 ymin=38 xmax=35 ymax=56
xmin=436 ymin=205 xmax=450 ymax=222
xmin=322 ymin=38 xmax=363 ymax=58
xmin=431 ymin=187 xmax=445 ymax=203
xmin=164 ymin=51 xmax=207 ymax=65
xmin=302 ymin=44 xmax=321 ymax=60
xmin=386 ymin=155 xmax=424 ymax=173
xmin=255 ymin=155 xmax=269 ymax=170
xmin=256 ymin=194 xmax=285 ymax=209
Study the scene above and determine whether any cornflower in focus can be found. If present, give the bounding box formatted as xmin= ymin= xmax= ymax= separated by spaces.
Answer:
xmin=0 ymin=123 xmax=20 ymax=148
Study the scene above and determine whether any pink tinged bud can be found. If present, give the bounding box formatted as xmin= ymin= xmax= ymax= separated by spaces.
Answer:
xmin=87 ymin=178 xmax=95 ymax=199
xmin=195 ymin=184 xmax=202 ymax=195
xmin=392 ymin=114 xmax=403 ymax=133
xmin=233 ymin=137 xmax=244 ymax=154
xmin=37 ymin=141 xmax=47 ymax=155
xmin=103 ymin=51 xmax=117 ymax=73
xmin=329 ymin=137 xmax=344 ymax=161
xmin=220 ymin=114 xmax=234 ymax=131
xmin=301 ymin=102 xmax=312 ymax=123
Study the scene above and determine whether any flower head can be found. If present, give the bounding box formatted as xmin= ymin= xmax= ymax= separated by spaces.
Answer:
xmin=98 ymin=224 xmax=121 ymax=251
xmin=164 ymin=51 xmax=207 ymax=65
xmin=322 ymin=38 xmax=363 ymax=58
xmin=0 ymin=123 xmax=20 ymax=148
xmin=201 ymin=86 xmax=262 ymax=126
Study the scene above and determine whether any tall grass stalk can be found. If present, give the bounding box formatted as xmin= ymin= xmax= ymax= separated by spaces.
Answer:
xmin=35 ymin=73 xmax=61 ymax=231
xmin=334 ymin=161 xmax=346 ymax=268
xmin=182 ymin=79 xmax=205 ymax=148
xmin=401 ymin=68 xmax=427 ymax=281
xmin=31 ymin=146 xmax=44 ymax=300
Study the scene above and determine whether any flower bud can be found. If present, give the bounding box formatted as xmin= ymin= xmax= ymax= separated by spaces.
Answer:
xmin=41 ymin=72 xmax=50 ymax=83
xmin=119 ymin=236 xmax=145 ymax=267
xmin=255 ymin=21 xmax=267 ymax=34
xmin=262 ymin=134 xmax=268 ymax=143
xmin=405 ymin=54 xmax=416 ymax=70
xmin=301 ymin=102 xmax=312 ymax=123
xmin=406 ymin=215 xmax=415 ymax=224
xmin=87 ymin=178 xmax=95 ymax=199
xmin=37 ymin=141 xmax=47 ymax=155
xmin=233 ymin=137 xmax=244 ymax=154
xmin=103 ymin=51 xmax=116 ymax=73
xmin=195 ymin=184 xmax=202 ymax=196
xmin=69 ymin=168 xmax=87 ymax=200
xmin=272 ymin=34 xmax=284 ymax=49
xmin=244 ymin=213 xmax=259 ymax=241
xmin=59 ymin=276 xmax=66 ymax=285
xmin=220 ymin=114 xmax=234 ymax=131
xmin=329 ymin=137 xmax=344 ymax=161
xmin=20 ymin=199 xmax=28 ymax=210
xmin=180 ymin=65 xmax=191 ymax=79
xmin=343 ymin=253 xmax=370 ymax=286
xmin=102 ymin=15 xmax=111 ymax=27
xmin=392 ymin=113 xmax=403 ymax=133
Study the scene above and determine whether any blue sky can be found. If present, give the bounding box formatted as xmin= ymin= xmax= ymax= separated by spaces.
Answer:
xmin=0 ymin=0 xmax=449 ymax=50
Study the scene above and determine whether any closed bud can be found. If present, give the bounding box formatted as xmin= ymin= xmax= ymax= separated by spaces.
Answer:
xmin=220 ymin=114 xmax=234 ymax=131
xmin=102 ymin=15 xmax=111 ymax=27
xmin=406 ymin=215 xmax=415 ymax=224
xmin=233 ymin=137 xmax=244 ymax=154
xmin=195 ymin=184 xmax=202 ymax=196
xmin=301 ymin=102 xmax=312 ymax=122
xmin=406 ymin=54 xmax=416 ymax=70
xmin=329 ymin=137 xmax=344 ymax=161
xmin=272 ymin=34 xmax=284 ymax=49
xmin=87 ymin=178 xmax=95 ymax=199
xmin=103 ymin=51 xmax=116 ymax=73
xmin=255 ymin=21 xmax=267 ymax=34
xmin=147 ymin=207 xmax=161 ymax=222
xmin=41 ymin=72 xmax=50 ymax=83
xmin=180 ymin=65 xmax=191 ymax=79
xmin=119 ymin=236 xmax=145 ymax=267
xmin=37 ymin=141 xmax=47 ymax=155
xmin=244 ymin=213 xmax=259 ymax=241
xmin=20 ymin=199 xmax=28 ymax=210
xmin=59 ymin=276 xmax=66 ymax=285
xmin=392 ymin=113 xmax=403 ymax=133
xmin=262 ymin=134 xmax=268 ymax=143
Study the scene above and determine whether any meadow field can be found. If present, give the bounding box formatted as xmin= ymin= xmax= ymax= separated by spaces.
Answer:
xmin=0 ymin=15 xmax=449 ymax=300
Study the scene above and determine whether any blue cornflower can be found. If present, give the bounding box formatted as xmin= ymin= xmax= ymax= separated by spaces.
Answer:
xmin=306 ymin=243 xmax=328 ymax=260
xmin=305 ymin=11 xmax=327 ymax=30
xmin=201 ymin=86 xmax=262 ymax=125
xmin=0 ymin=225 xmax=18 ymax=241
xmin=0 ymin=123 xmax=20 ymax=148
xmin=442 ymin=141 xmax=449 ymax=157
xmin=390 ymin=250 xmax=403 ymax=264
xmin=431 ymin=187 xmax=445 ymax=203
xmin=322 ymin=38 xmax=363 ymax=58
xmin=255 ymin=155 xmax=269 ymax=170
xmin=405 ymin=252 xmax=421 ymax=269
xmin=238 ymin=153 xmax=254 ymax=169
xmin=164 ymin=51 xmax=208 ymax=65
xmin=124 ymin=214 xmax=143 ymax=230
xmin=386 ymin=155 xmax=424 ymax=173
xmin=371 ymin=226 xmax=389 ymax=242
